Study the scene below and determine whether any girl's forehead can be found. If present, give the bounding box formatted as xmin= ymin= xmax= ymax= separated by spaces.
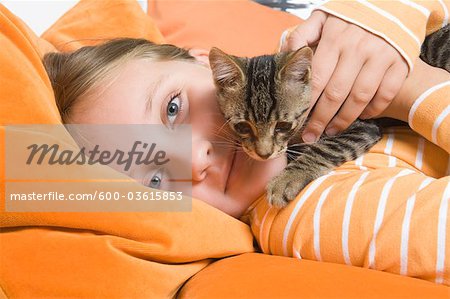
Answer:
xmin=121 ymin=59 xmax=207 ymax=79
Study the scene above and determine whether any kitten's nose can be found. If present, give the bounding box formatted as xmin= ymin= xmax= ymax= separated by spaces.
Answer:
xmin=255 ymin=140 xmax=274 ymax=160
xmin=192 ymin=139 xmax=212 ymax=181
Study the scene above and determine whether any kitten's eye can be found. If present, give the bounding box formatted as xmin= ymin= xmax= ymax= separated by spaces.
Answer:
xmin=275 ymin=121 xmax=292 ymax=133
xmin=167 ymin=95 xmax=180 ymax=125
xmin=148 ymin=170 xmax=163 ymax=189
xmin=234 ymin=122 xmax=252 ymax=135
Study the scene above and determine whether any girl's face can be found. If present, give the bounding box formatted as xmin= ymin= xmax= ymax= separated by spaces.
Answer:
xmin=71 ymin=56 xmax=287 ymax=217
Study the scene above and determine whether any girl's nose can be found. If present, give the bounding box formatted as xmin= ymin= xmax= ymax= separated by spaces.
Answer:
xmin=192 ymin=139 xmax=213 ymax=181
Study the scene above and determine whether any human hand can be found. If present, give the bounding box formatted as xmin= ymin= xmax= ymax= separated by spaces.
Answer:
xmin=281 ymin=11 xmax=409 ymax=142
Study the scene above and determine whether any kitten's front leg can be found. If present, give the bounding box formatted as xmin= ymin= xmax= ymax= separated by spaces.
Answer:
xmin=266 ymin=157 xmax=331 ymax=208
xmin=267 ymin=165 xmax=319 ymax=208
xmin=267 ymin=120 xmax=381 ymax=208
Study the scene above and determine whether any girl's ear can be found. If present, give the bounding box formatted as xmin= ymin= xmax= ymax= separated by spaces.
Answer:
xmin=188 ymin=48 xmax=210 ymax=66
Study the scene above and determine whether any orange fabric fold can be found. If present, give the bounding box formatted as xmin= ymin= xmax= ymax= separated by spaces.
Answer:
xmin=0 ymin=2 xmax=254 ymax=297
xmin=147 ymin=0 xmax=302 ymax=56
xmin=179 ymin=253 xmax=450 ymax=298
xmin=42 ymin=0 xmax=164 ymax=52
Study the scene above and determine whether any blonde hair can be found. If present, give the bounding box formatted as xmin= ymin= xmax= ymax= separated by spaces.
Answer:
xmin=43 ymin=38 xmax=195 ymax=123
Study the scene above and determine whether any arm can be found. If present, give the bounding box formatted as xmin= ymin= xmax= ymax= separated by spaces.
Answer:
xmin=315 ymin=0 xmax=450 ymax=72
xmin=281 ymin=0 xmax=450 ymax=143
xmin=379 ymin=58 xmax=450 ymax=153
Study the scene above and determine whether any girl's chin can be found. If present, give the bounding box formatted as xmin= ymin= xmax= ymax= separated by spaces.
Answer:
xmin=226 ymin=151 xmax=287 ymax=202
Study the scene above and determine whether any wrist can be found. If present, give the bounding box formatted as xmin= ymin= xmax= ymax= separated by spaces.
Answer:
xmin=379 ymin=59 xmax=450 ymax=122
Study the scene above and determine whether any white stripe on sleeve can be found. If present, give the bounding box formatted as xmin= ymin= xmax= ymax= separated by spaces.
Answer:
xmin=415 ymin=137 xmax=425 ymax=170
xmin=408 ymin=81 xmax=450 ymax=128
xmin=259 ymin=206 xmax=273 ymax=254
xmin=342 ymin=172 xmax=370 ymax=265
xmin=313 ymin=185 xmax=333 ymax=261
xmin=431 ymin=105 xmax=450 ymax=144
xmin=397 ymin=0 xmax=430 ymax=17
xmin=400 ymin=177 xmax=433 ymax=276
xmin=368 ymin=169 xmax=415 ymax=269
xmin=355 ymin=155 xmax=368 ymax=171
xmin=384 ymin=131 xmax=394 ymax=155
xmin=435 ymin=181 xmax=450 ymax=284
xmin=357 ymin=0 xmax=421 ymax=46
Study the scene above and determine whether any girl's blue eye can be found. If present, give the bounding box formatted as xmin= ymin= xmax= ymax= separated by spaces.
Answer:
xmin=167 ymin=96 xmax=180 ymax=125
xmin=149 ymin=173 xmax=162 ymax=189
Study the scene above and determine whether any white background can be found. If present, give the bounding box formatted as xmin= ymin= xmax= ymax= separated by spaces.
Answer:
xmin=1 ymin=0 xmax=319 ymax=36
xmin=1 ymin=0 xmax=147 ymax=35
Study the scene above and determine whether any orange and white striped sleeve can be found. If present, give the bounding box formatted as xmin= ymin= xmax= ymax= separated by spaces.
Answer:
xmin=315 ymin=0 xmax=450 ymax=72
xmin=408 ymin=81 xmax=450 ymax=153
xmin=248 ymin=165 xmax=449 ymax=285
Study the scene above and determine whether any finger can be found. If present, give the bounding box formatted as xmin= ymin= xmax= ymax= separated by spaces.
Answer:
xmin=308 ymin=37 xmax=340 ymax=108
xmin=281 ymin=11 xmax=327 ymax=51
xmin=360 ymin=61 xmax=408 ymax=119
xmin=308 ymin=16 xmax=352 ymax=105
xmin=325 ymin=58 xmax=390 ymax=134
xmin=302 ymin=50 xmax=365 ymax=142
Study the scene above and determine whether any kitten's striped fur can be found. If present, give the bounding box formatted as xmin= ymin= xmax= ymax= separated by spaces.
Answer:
xmin=209 ymin=25 xmax=448 ymax=208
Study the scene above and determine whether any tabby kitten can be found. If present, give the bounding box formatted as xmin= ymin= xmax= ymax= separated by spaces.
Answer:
xmin=209 ymin=47 xmax=382 ymax=208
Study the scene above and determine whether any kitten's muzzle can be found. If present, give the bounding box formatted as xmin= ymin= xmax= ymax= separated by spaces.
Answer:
xmin=243 ymin=147 xmax=271 ymax=161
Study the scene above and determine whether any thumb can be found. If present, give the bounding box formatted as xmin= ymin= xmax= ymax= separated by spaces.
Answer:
xmin=280 ymin=10 xmax=327 ymax=51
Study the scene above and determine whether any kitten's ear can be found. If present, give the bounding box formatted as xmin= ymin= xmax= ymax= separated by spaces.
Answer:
xmin=279 ymin=47 xmax=313 ymax=83
xmin=209 ymin=47 xmax=245 ymax=89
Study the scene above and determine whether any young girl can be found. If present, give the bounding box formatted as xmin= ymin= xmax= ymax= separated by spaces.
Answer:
xmin=43 ymin=34 xmax=449 ymax=284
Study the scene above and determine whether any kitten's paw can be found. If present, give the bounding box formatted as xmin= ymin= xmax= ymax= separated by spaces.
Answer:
xmin=266 ymin=170 xmax=310 ymax=208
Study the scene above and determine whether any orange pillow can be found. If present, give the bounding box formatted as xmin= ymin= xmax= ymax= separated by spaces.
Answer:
xmin=180 ymin=253 xmax=450 ymax=298
xmin=0 ymin=5 xmax=59 ymax=125
xmin=0 ymin=2 xmax=255 ymax=298
xmin=147 ymin=0 xmax=302 ymax=56
xmin=42 ymin=0 xmax=164 ymax=51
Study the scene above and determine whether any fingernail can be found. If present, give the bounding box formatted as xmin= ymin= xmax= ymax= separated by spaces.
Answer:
xmin=325 ymin=127 xmax=338 ymax=136
xmin=279 ymin=30 xmax=289 ymax=51
xmin=302 ymin=132 xmax=317 ymax=143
